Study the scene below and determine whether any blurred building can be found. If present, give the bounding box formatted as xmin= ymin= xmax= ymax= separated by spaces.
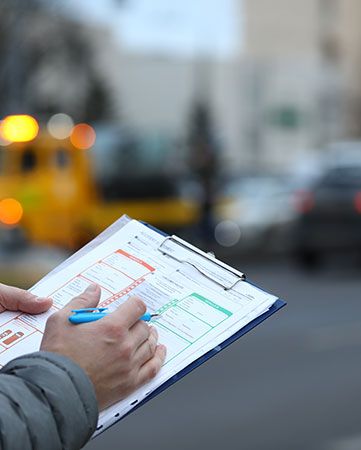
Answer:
xmin=91 ymin=27 xmax=242 ymax=172
xmin=241 ymin=0 xmax=345 ymax=170
xmin=336 ymin=0 xmax=361 ymax=137
xmin=5 ymin=1 xmax=361 ymax=173
xmin=88 ymin=0 xmax=361 ymax=173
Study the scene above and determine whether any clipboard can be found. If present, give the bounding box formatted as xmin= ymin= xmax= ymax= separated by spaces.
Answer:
xmin=94 ymin=220 xmax=286 ymax=434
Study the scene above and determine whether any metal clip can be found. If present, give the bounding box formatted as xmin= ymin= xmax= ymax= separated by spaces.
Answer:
xmin=158 ymin=235 xmax=245 ymax=290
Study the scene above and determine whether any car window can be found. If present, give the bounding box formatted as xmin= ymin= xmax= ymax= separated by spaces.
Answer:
xmin=21 ymin=147 xmax=36 ymax=172
xmin=55 ymin=148 xmax=71 ymax=168
xmin=318 ymin=167 xmax=361 ymax=188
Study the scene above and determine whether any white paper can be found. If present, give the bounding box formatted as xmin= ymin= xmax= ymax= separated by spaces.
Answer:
xmin=0 ymin=216 xmax=278 ymax=435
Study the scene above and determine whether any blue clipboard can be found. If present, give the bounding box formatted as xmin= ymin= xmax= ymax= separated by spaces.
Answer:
xmin=121 ymin=300 xmax=285 ymax=422
xmin=95 ymin=222 xmax=286 ymax=434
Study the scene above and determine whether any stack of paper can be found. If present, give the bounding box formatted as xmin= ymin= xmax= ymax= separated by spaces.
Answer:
xmin=0 ymin=216 xmax=283 ymax=436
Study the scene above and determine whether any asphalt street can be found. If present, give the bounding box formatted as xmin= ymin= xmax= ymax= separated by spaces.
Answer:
xmin=85 ymin=254 xmax=361 ymax=450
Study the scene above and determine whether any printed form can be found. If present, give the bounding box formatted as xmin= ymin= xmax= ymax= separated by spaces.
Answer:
xmin=0 ymin=218 xmax=278 ymax=434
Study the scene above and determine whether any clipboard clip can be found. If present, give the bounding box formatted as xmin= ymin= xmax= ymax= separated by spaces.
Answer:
xmin=157 ymin=235 xmax=246 ymax=291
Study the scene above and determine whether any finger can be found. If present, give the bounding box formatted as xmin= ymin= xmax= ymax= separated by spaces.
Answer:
xmin=0 ymin=284 xmax=53 ymax=314
xmin=60 ymin=284 xmax=101 ymax=315
xmin=127 ymin=321 xmax=151 ymax=351
xmin=135 ymin=344 xmax=167 ymax=387
xmin=132 ymin=326 xmax=158 ymax=366
xmin=103 ymin=295 xmax=146 ymax=329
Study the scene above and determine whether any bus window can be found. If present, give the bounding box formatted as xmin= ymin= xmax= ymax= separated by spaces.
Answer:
xmin=21 ymin=148 xmax=36 ymax=172
xmin=55 ymin=148 xmax=70 ymax=168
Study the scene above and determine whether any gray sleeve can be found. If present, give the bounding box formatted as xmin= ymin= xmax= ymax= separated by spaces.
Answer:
xmin=0 ymin=351 xmax=98 ymax=450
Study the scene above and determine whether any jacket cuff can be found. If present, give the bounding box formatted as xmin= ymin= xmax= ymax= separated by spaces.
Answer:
xmin=3 ymin=350 xmax=99 ymax=447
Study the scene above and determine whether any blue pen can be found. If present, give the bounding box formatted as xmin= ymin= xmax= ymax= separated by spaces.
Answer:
xmin=69 ymin=307 xmax=160 ymax=324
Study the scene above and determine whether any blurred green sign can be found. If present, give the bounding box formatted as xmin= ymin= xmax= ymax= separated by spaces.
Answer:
xmin=266 ymin=106 xmax=303 ymax=130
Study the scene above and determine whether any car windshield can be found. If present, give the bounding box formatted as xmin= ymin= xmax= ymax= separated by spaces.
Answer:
xmin=221 ymin=176 xmax=293 ymax=198
xmin=317 ymin=166 xmax=361 ymax=188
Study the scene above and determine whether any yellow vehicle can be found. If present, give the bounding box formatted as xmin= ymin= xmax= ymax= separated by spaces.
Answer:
xmin=0 ymin=116 xmax=200 ymax=249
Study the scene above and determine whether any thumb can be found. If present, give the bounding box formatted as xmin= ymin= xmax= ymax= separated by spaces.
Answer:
xmin=0 ymin=284 xmax=52 ymax=314
xmin=61 ymin=284 xmax=101 ymax=315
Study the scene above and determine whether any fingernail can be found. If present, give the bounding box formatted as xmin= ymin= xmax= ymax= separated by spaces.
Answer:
xmin=159 ymin=344 xmax=167 ymax=357
xmin=85 ymin=284 xmax=98 ymax=293
xmin=35 ymin=297 xmax=50 ymax=302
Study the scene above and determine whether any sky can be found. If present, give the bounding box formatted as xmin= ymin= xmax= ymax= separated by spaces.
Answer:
xmin=65 ymin=0 xmax=242 ymax=59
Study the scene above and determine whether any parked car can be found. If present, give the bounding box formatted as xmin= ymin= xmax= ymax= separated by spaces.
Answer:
xmin=291 ymin=163 xmax=361 ymax=266
xmin=213 ymin=174 xmax=298 ymax=254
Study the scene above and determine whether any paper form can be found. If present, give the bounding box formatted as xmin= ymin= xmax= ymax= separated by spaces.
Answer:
xmin=0 ymin=217 xmax=278 ymax=434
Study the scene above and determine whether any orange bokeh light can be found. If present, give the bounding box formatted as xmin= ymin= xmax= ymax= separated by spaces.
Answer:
xmin=70 ymin=124 xmax=96 ymax=150
xmin=0 ymin=198 xmax=23 ymax=226
xmin=0 ymin=115 xmax=39 ymax=143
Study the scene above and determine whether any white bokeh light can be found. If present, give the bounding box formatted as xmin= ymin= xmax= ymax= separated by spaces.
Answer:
xmin=47 ymin=113 xmax=74 ymax=139
xmin=214 ymin=220 xmax=241 ymax=247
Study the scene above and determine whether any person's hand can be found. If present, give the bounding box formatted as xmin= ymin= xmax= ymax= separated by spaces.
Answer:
xmin=0 ymin=283 xmax=52 ymax=314
xmin=40 ymin=284 xmax=167 ymax=411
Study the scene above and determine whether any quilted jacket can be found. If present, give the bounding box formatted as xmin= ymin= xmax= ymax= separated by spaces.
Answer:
xmin=0 ymin=351 xmax=98 ymax=450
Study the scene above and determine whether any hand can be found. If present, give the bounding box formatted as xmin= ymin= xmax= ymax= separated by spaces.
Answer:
xmin=40 ymin=284 xmax=167 ymax=411
xmin=0 ymin=283 xmax=52 ymax=314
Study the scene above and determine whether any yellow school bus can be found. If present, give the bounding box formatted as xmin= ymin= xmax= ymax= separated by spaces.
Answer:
xmin=0 ymin=116 xmax=200 ymax=249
